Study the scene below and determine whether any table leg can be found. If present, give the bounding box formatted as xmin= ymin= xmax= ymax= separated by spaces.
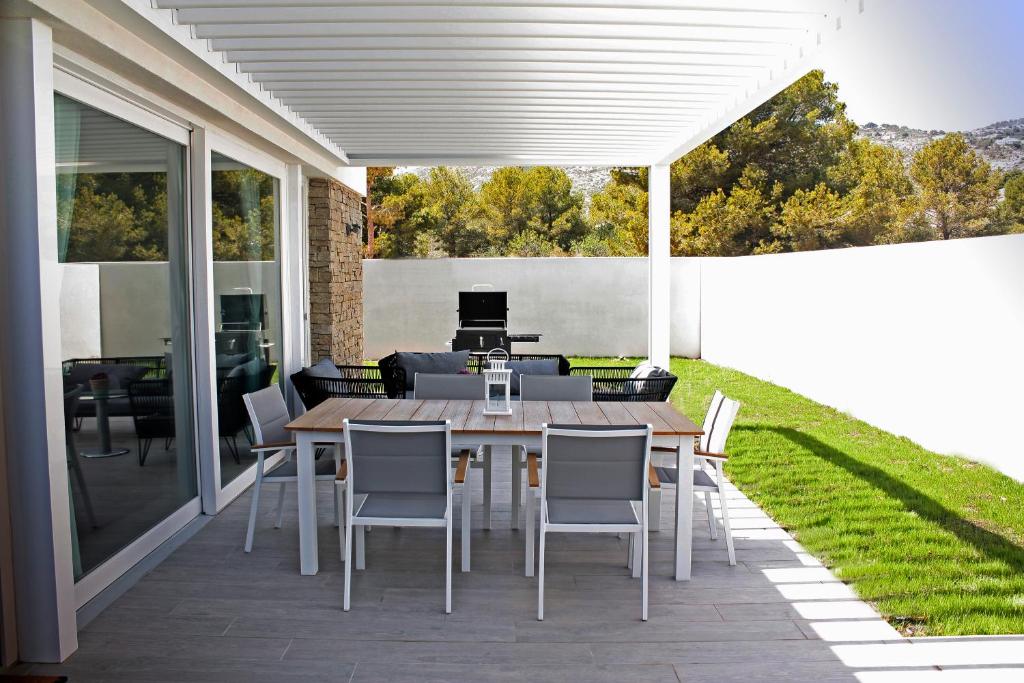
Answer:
xmin=674 ymin=436 xmax=694 ymax=581
xmin=483 ymin=445 xmax=492 ymax=530
xmin=297 ymin=431 xmax=319 ymax=576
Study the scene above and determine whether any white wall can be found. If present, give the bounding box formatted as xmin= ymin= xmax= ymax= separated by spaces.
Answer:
xmin=700 ymin=235 xmax=1024 ymax=482
xmin=363 ymin=257 xmax=701 ymax=359
xmin=58 ymin=263 xmax=101 ymax=359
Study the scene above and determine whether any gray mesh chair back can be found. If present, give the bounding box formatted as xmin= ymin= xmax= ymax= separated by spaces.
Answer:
xmin=345 ymin=420 xmax=449 ymax=497
xmin=413 ymin=373 xmax=485 ymax=400
xmin=543 ymin=424 xmax=651 ymax=501
xmin=520 ymin=375 xmax=593 ymax=402
xmin=243 ymin=384 xmax=291 ymax=446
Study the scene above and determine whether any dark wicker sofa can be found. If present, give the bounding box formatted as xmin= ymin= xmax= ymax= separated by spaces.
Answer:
xmin=377 ymin=352 xmax=570 ymax=399
xmin=291 ymin=365 xmax=390 ymax=409
xmin=568 ymin=365 xmax=677 ymax=402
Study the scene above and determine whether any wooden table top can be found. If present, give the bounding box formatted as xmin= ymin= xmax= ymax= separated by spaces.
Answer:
xmin=285 ymin=398 xmax=702 ymax=436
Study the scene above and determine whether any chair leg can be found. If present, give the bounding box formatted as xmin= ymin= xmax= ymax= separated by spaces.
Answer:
xmin=356 ymin=524 xmax=366 ymax=570
xmin=138 ymin=439 xmax=152 ymax=466
xmin=461 ymin=469 xmax=472 ymax=572
xmin=525 ymin=486 xmax=535 ymax=577
xmin=343 ymin=519 xmax=353 ymax=611
xmin=445 ymin=515 xmax=453 ymax=614
xmin=642 ymin=507 xmax=649 ymax=622
xmin=244 ymin=462 xmax=264 ymax=553
xmin=274 ymin=482 xmax=287 ymax=528
xmin=483 ymin=446 xmax=492 ymax=530
xmin=649 ymin=487 xmax=662 ymax=531
xmin=705 ymin=491 xmax=718 ymax=540
xmin=631 ymin=530 xmax=642 ymax=579
xmin=68 ymin=454 xmax=98 ymax=528
xmin=716 ymin=462 xmax=736 ymax=566
xmin=336 ymin=483 xmax=346 ymax=562
xmin=627 ymin=532 xmax=634 ymax=570
xmin=164 ymin=437 xmax=172 ymax=451
xmin=537 ymin=524 xmax=546 ymax=621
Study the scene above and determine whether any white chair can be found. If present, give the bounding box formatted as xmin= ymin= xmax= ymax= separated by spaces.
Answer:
xmin=532 ymin=423 xmax=653 ymax=621
xmin=414 ymin=372 xmax=486 ymax=552
xmin=650 ymin=390 xmax=740 ymax=565
xmin=519 ymin=374 xmax=593 ymax=574
xmin=242 ymin=385 xmax=341 ymax=553
xmin=338 ymin=419 xmax=468 ymax=613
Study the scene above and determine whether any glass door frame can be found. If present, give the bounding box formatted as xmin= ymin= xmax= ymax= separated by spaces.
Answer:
xmin=51 ymin=68 xmax=204 ymax=610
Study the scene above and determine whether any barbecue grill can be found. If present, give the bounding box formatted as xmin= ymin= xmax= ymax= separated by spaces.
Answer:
xmin=451 ymin=287 xmax=541 ymax=354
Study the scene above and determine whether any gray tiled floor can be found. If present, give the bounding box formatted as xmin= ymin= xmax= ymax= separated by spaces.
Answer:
xmin=29 ymin=456 xmax=1024 ymax=682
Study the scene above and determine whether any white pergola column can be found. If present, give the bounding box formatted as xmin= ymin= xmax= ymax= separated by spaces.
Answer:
xmin=647 ymin=164 xmax=671 ymax=369
xmin=0 ymin=18 xmax=78 ymax=661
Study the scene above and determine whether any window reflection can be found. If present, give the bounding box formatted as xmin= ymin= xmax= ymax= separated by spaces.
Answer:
xmin=55 ymin=94 xmax=195 ymax=580
xmin=210 ymin=152 xmax=282 ymax=487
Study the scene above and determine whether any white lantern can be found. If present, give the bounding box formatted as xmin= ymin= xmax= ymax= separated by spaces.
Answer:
xmin=483 ymin=348 xmax=513 ymax=415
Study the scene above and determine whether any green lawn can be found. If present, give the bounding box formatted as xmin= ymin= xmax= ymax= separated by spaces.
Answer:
xmin=576 ymin=357 xmax=1024 ymax=636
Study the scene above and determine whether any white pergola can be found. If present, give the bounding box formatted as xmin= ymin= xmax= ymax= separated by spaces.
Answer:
xmin=152 ymin=0 xmax=859 ymax=365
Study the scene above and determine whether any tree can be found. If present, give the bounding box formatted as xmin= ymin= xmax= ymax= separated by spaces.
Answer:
xmin=420 ymin=167 xmax=488 ymax=256
xmin=477 ymin=166 xmax=588 ymax=251
xmin=364 ymin=167 xmax=394 ymax=258
xmin=673 ymin=167 xmax=778 ymax=256
xmin=996 ymin=172 xmax=1024 ymax=233
xmin=601 ymin=70 xmax=857 ymax=256
xmin=588 ymin=179 xmax=647 ymax=255
xmin=505 ymin=229 xmax=561 ymax=257
xmin=828 ymin=138 xmax=915 ymax=245
xmin=771 ymin=183 xmax=844 ymax=252
xmin=909 ymin=133 xmax=1002 ymax=240
xmin=372 ymin=173 xmax=429 ymax=258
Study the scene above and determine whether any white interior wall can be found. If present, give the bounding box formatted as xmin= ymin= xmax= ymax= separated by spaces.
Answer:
xmin=700 ymin=235 xmax=1024 ymax=482
xmin=362 ymin=257 xmax=701 ymax=360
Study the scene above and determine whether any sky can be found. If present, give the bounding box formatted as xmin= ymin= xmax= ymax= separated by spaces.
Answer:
xmin=815 ymin=0 xmax=1024 ymax=131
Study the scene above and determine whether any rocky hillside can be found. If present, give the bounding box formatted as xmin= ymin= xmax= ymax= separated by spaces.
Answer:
xmin=396 ymin=117 xmax=1024 ymax=200
xmin=858 ymin=118 xmax=1024 ymax=171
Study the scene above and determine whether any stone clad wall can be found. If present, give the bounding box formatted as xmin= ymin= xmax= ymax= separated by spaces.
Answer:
xmin=307 ymin=177 xmax=364 ymax=365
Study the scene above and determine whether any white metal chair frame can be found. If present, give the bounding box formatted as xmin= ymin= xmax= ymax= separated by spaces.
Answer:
xmin=242 ymin=387 xmax=342 ymax=554
xmin=531 ymin=424 xmax=653 ymax=622
xmin=651 ymin=391 xmax=740 ymax=566
xmin=338 ymin=419 xmax=468 ymax=614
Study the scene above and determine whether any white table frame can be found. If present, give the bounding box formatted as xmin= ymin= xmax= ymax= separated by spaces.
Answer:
xmin=294 ymin=429 xmax=695 ymax=580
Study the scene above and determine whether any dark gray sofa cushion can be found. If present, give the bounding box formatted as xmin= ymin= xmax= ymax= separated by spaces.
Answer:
xmin=395 ymin=351 xmax=471 ymax=390
xmin=304 ymin=358 xmax=343 ymax=379
xmin=507 ymin=358 xmax=559 ymax=394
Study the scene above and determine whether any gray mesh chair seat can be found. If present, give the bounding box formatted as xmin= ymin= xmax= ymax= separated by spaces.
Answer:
xmin=531 ymin=423 xmax=653 ymax=622
xmin=653 ymin=466 xmax=717 ymax=489
xmin=266 ymin=456 xmax=338 ymax=479
xmin=340 ymin=419 xmax=466 ymax=613
xmin=355 ymin=492 xmax=448 ymax=519
xmin=546 ymin=498 xmax=640 ymax=525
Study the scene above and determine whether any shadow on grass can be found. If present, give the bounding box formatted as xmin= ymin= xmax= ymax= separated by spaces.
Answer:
xmin=748 ymin=426 xmax=1024 ymax=574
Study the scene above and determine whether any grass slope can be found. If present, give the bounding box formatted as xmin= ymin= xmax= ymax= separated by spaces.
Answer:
xmin=577 ymin=357 xmax=1024 ymax=636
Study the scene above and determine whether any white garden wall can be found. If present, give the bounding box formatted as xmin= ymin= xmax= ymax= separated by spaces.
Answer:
xmin=700 ymin=235 xmax=1024 ymax=482
xmin=363 ymin=257 xmax=701 ymax=359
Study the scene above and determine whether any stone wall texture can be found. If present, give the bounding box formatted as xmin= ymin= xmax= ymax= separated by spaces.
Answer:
xmin=307 ymin=177 xmax=364 ymax=365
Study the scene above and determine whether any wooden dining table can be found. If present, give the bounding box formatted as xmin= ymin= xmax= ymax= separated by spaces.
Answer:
xmin=285 ymin=398 xmax=703 ymax=580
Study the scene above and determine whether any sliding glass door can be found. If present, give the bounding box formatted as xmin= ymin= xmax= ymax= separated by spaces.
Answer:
xmin=54 ymin=93 xmax=197 ymax=582
xmin=209 ymin=152 xmax=283 ymax=488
